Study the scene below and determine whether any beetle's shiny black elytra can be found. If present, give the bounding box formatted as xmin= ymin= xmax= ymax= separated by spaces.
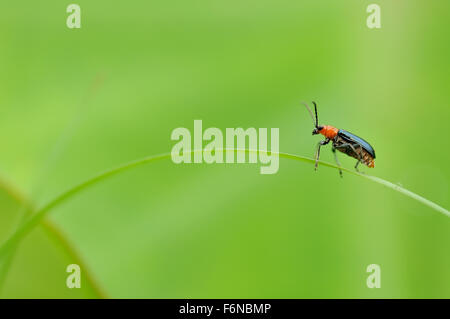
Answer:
xmin=303 ymin=102 xmax=376 ymax=177
xmin=338 ymin=129 xmax=376 ymax=158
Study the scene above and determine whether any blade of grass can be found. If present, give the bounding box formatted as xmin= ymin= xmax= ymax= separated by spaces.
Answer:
xmin=40 ymin=219 xmax=108 ymax=298
xmin=12 ymin=74 xmax=105 ymax=229
xmin=0 ymin=149 xmax=448 ymax=263
xmin=0 ymin=180 xmax=108 ymax=298
xmin=0 ymin=74 xmax=107 ymax=296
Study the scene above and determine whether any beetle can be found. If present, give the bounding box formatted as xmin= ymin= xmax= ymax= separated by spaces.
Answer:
xmin=303 ymin=101 xmax=376 ymax=177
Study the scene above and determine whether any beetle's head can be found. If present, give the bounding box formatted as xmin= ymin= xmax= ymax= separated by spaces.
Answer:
xmin=312 ymin=126 xmax=323 ymax=135
xmin=303 ymin=101 xmax=323 ymax=135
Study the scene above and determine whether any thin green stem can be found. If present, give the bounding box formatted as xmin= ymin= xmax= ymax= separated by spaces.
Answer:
xmin=0 ymin=75 xmax=107 ymax=296
xmin=0 ymin=149 xmax=448 ymax=260
xmin=40 ymin=220 xmax=108 ymax=298
xmin=0 ymin=180 xmax=107 ymax=298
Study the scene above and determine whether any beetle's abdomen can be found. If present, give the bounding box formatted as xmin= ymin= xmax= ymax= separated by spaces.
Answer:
xmin=352 ymin=147 xmax=375 ymax=168
xmin=362 ymin=150 xmax=375 ymax=168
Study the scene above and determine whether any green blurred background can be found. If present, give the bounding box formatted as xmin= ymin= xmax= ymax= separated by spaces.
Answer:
xmin=0 ymin=0 xmax=449 ymax=298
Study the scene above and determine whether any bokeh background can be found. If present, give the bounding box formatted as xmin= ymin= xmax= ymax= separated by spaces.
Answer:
xmin=0 ymin=0 xmax=449 ymax=298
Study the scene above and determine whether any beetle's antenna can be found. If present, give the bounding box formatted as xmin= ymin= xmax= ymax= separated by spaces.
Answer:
xmin=312 ymin=101 xmax=319 ymax=127
xmin=302 ymin=102 xmax=317 ymax=128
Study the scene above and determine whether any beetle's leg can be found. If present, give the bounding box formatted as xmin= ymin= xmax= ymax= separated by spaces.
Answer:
xmin=355 ymin=159 xmax=361 ymax=172
xmin=314 ymin=141 xmax=322 ymax=170
xmin=332 ymin=147 xmax=343 ymax=178
xmin=315 ymin=139 xmax=330 ymax=171
xmin=351 ymin=144 xmax=363 ymax=173
xmin=334 ymin=143 xmax=364 ymax=173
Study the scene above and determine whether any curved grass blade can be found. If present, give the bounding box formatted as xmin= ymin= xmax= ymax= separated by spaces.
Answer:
xmin=0 ymin=180 xmax=108 ymax=298
xmin=0 ymin=149 xmax=448 ymax=262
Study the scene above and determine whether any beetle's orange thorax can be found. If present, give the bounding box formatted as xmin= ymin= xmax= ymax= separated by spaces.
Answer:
xmin=320 ymin=125 xmax=339 ymax=139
